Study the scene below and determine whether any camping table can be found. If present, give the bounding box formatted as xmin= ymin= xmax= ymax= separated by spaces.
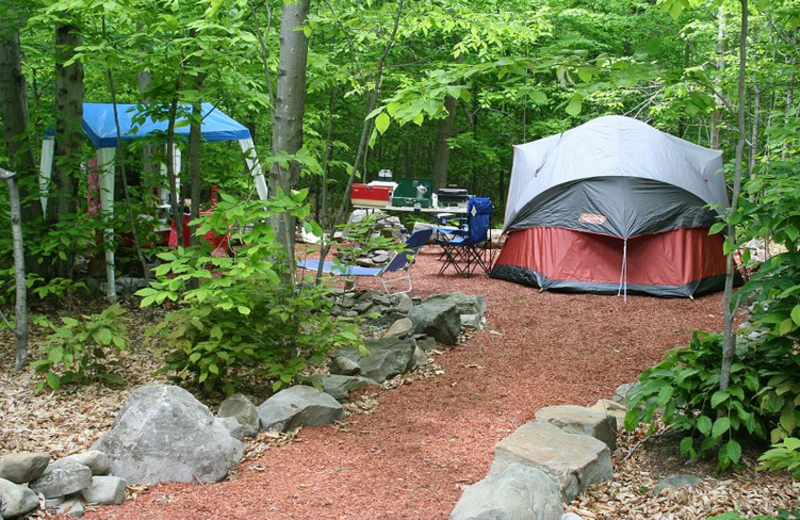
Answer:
xmin=352 ymin=204 xmax=467 ymax=216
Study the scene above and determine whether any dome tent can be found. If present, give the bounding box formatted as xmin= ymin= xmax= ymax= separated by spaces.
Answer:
xmin=490 ymin=115 xmax=728 ymax=298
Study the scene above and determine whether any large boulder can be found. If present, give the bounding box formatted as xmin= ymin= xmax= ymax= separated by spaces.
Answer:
xmin=29 ymin=461 xmax=93 ymax=499
xmin=334 ymin=338 xmax=416 ymax=383
xmin=257 ymin=386 xmax=344 ymax=432
xmin=303 ymin=375 xmax=378 ymax=402
xmin=491 ymin=421 xmax=612 ymax=502
xmin=0 ymin=451 xmax=50 ymax=484
xmin=450 ymin=464 xmax=563 ymax=520
xmin=536 ymin=405 xmax=617 ymax=450
xmin=91 ymin=385 xmax=244 ymax=485
xmin=217 ymin=394 xmax=260 ymax=439
xmin=408 ymin=299 xmax=460 ymax=345
xmin=0 ymin=478 xmax=39 ymax=518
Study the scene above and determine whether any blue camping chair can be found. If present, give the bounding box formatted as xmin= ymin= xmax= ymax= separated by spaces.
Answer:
xmin=437 ymin=197 xmax=493 ymax=277
xmin=297 ymin=228 xmax=434 ymax=294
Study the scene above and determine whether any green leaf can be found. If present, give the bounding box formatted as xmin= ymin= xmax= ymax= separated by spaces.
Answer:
xmin=565 ymin=93 xmax=583 ymax=116
xmin=657 ymin=385 xmax=674 ymax=406
xmin=712 ymin=417 xmax=731 ymax=439
xmin=711 ymin=390 xmax=729 ymax=408
xmin=208 ymin=363 xmax=219 ymax=374
xmin=791 ymin=305 xmax=800 ymax=326
xmin=725 ymin=439 xmax=742 ymax=465
xmin=375 ymin=112 xmax=391 ymax=135
xmin=94 ymin=328 xmax=113 ymax=346
xmin=779 ymin=318 xmax=796 ymax=336
xmin=697 ymin=415 xmax=713 ymax=436
xmin=709 ymin=222 xmax=726 ymax=235
xmin=46 ymin=372 xmax=61 ymax=392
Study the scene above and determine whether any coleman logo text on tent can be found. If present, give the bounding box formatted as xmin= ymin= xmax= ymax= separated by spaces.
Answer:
xmin=578 ymin=213 xmax=607 ymax=225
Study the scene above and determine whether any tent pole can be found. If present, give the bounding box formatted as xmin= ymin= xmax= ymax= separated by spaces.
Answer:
xmin=617 ymin=238 xmax=628 ymax=303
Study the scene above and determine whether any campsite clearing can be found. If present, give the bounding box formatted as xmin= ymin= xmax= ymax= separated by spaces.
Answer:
xmin=1 ymin=247 xmax=794 ymax=520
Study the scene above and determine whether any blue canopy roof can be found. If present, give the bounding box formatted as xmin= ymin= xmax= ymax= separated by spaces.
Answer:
xmin=81 ymin=102 xmax=251 ymax=149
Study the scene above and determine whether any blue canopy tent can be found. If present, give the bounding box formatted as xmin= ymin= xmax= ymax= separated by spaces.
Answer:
xmin=39 ymin=102 xmax=268 ymax=301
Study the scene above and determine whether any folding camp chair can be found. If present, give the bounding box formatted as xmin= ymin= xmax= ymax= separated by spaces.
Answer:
xmin=437 ymin=197 xmax=493 ymax=277
xmin=297 ymin=228 xmax=433 ymax=294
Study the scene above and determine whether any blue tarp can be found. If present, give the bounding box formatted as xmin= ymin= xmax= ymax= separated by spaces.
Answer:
xmin=80 ymin=102 xmax=251 ymax=149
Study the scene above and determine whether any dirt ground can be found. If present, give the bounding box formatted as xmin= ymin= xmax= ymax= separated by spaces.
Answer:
xmin=1 ymin=246 xmax=796 ymax=519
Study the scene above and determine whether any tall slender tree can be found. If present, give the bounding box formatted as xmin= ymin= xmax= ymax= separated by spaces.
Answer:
xmin=270 ymin=0 xmax=311 ymax=267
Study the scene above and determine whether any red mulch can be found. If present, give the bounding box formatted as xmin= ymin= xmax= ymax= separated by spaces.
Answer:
xmin=80 ymin=247 xmax=724 ymax=520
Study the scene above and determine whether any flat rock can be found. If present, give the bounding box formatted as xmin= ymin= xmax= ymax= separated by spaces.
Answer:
xmin=589 ymin=399 xmax=627 ymax=427
xmin=0 ymin=477 xmax=40 ymax=518
xmin=450 ymin=464 xmax=563 ymax=520
xmin=0 ymin=451 xmax=50 ymax=484
xmin=257 ymin=386 xmax=343 ymax=432
xmin=563 ymin=514 xmax=584 ymax=520
xmin=53 ymin=451 xmax=110 ymax=476
xmin=536 ymin=405 xmax=617 ymax=450
xmin=491 ymin=421 xmax=612 ymax=502
xmin=55 ymin=497 xmax=85 ymax=518
xmin=653 ymin=474 xmax=704 ymax=495
xmin=412 ymin=346 xmax=428 ymax=369
xmin=334 ymin=338 xmax=416 ymax=382
xmin=460 ymin=313 xmax=482 ymax=330
xmin=408 ymin=299 xmax=460 ymax=345
xmin=29 ymin=461 xmax=93 ymax=499
xmin=81 ymin=475 xmax=127 ymax=505
xmin=217 ymin=394 xmax=260 ymax=439
xmin=425 ymin=293 xmax=486 ymax=317
xmin=414 ymin=335 xmax=437 ymax=352
xmin=383 ymin=318 xmax=414 ymax=339
xmin=330 ymin=356 xmax=361 ymax=376
xmin=303 ymin=375 xmax=378 ymax=402
xmin=612 ymin=382 xmax=638 ymax=404
xmin=91 ymin=385 xmax=244 ymax=484
xmin=394 ymin=293 xmax=413 ymax=313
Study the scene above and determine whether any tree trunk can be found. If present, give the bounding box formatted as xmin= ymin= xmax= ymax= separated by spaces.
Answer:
xmin=270 ymin=0 xmax=311 ymax=266
xmin=50 ymin=22 xmax=84 ymax=277
xmin=432 ymin=94 xmax=458 ymax=191
xmin=710 ymin=6 xmax=726 ymax=150
xmin=0 ymin=168 xmax=28 ymax=370
xmin=720 ymin=0 xmax=748 ymax=392
xmin=166 ymin=75 xmax=183 ymax=248
xmin=748 ymin=85 xmax=760 ymax=181
xmin=0 ymin=19 xmax=42 ymax=226
xmin=138 ymin=69 xmax=159 ymax=179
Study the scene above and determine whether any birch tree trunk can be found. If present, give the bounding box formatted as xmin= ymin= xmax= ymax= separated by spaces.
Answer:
xmin=270 ymin=0 xmax=311 ymax=267
xmin=720 ymin=0 xmax=748 ymax=391
xmin=0 ymin=168 xmax=28 ymax=370
xmin=710 ymin=6 xmax=726 ymax=150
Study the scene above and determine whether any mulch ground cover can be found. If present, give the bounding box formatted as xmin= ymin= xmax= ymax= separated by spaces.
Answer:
xmin=1 ymin=246 xmax=797 ymax=519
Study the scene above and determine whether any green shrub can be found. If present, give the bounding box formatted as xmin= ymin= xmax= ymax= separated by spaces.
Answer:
xmin=30 ymin=303 xmax=129 ymax=392
xmin=759 ymin=437 xmax=800 ymax=478
xmin=137 ymin=191 xmax=362 ymax=395
xmin=625 ymin=331 xmax=765 ymax=470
